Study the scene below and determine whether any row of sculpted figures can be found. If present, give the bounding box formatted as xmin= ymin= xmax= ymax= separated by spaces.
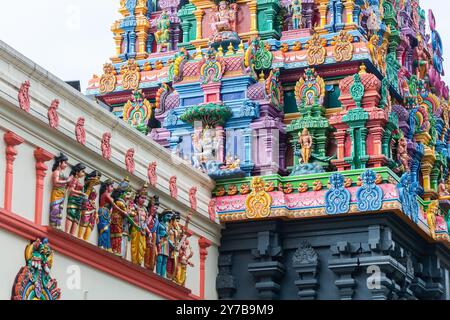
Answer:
xmin=48 ymin=152 xmax=194 ymax=285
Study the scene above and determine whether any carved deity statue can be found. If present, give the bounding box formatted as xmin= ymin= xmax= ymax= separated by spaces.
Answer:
xmin=298 ymin=128 xmax=313 ymax=164
xmin=49 ymin=153 xmax=71 ymax=230
xmin=110 ymin=179 xmax=132 ymax=257
xmin=130 ymin=184 xmax=148 ymax=266
xmin=78 ymin=170 xmax=102 ymax=241
xmin=97 ymin=179 xmax=115 ymax=251
xmin=192 ymin=127 xmax=221 ymax=169
xmin=290 ymin=0 xmax=302 ymax=30
xmin=439 ymin=179 xmax=450 ymax=199
xmin=211 ymin=1 xmax=238 ymax=34
xmin=397 ymin=137 xmax=410 ymax=172
xmin=155 ymin=10 xmax=171 ymax=52
xmin=65 ymin=163 xmax=88 ymax=236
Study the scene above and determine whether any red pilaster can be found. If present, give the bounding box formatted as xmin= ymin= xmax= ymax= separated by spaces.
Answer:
xmin=3 ymin=132 xmax=24 ymax=211
xmin=198 ymin=236 xmax=212 ymax=299
xmin=34 ymin=148 xmax=54 ymax=225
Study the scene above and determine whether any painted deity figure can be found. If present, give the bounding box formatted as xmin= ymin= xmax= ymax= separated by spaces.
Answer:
xmin=110 ymin=179 xmax=132 ymax=257
xmin=290 ymin=0 xmax=302 ymax=30
xmin=166 ymin=213 xmax=180 ymax=280
xmin=210 ymin=1 xmax=238 ymax=38
xmin=156 ymin=210 xmax=174 ymax=278
xmin=173 ymin=212 xmax=193 ymax=285
xmin=49 ymin=153 xmax=71 ymax=229
xmin=65 ymin=163 xmax=87 ymax=236
xmin=175 ymin=237 xmax=194 ymax=286
xmin=155 ymin=10 xmax=171 ymax=52
xmin=192 ymin=127 xmax=221 ymax=169
xmin=78 ymin=170 xmax=102 ymax=241
xmin=97 ymin=179 xmax=115 ymax=251
xmin=144 ymin=195 xmax=160 ymax=271
xmin=298 ymin=128 xmax=313 ymax=164
xmin=414 ymin=39 xmax=430 ymax=79
xmin=75 ymin=117 xmax=86 ymax=145
xmin=439 ymin=179 xmax=450 ymax=199
xmin=130 ymin=184 xmax=148 ymax=266
xmin=397 ymin=137 xmax=410 ymax=172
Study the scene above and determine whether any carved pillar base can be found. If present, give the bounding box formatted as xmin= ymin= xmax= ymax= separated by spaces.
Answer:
xmin=292 ymin=241 xmax=320 ymax=300
xmin=216 ymin=253 xmax=237 ymax=300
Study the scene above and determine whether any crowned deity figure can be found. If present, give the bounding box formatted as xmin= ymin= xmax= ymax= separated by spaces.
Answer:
xmin=192 ymin=127 xmax=221 ymax=170
xmin=65 ymin=163 xmax=88 ymax=236
xmin=298 ymin=128 xmax=313 ymax=164
xmin=144 ymin=195 xmax=160 ymax=271
xmin=290 ymin=0 xmax=302 ymax=30
xmin=209 ymin=1 xmax=239 ymax=46
xmin=110 ymin=179 xmax=132 ymax=257
xmin=78 ymin=170 xmax=102 ymax=241
xmin=130 ymin=184 xmax=148 ymax=266
xmin=49 ymin=153 xmax=71 ymax=230
xmin=156 ymin=210 xmax=174 ymax=278
xmin=97 ymin=179 xmax=115 ymax=251
xmin=155 ymin=10 xmax=171 ymax=52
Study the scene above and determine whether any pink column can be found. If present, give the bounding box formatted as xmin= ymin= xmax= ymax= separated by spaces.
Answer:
xmin=198 ymin=236 xmax=212 ymax=300
xmin=3 ymin=131 xmax=24 ymax=211
xmin=34 ymin=148 xmax=53 ymax=225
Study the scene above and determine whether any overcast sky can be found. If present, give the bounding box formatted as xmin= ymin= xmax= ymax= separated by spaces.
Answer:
xmin=0 ymin=0 xmax=448 ymax=91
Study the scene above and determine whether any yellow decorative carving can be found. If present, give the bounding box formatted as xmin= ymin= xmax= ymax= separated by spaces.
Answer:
xmin=99 ymin=63 xmax=117 ymax=94
xmin=331 ymin=30 xmax=354 ymax=62
xmin=121 ymin=59 xmax=141 ymax=91
xmin=305 ymin=33 xmax=327 ymax=66
xmin=426 ymin=200 xmax=438 ymax=240
xmin=245 ymin=177 xmax=272 ymax=219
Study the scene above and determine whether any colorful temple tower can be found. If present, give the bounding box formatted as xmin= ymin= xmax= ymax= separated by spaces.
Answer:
xmin=88 ymin=0 xmax=450 ymax=299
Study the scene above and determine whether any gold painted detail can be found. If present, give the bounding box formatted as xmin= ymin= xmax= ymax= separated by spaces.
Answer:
xmin=245 ymin=177 xmax=272 ymax=219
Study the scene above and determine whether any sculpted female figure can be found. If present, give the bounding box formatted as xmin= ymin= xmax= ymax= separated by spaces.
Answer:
xmin=49 ymin=153 xmax=71 ymax=229
xmin=78 ymin=170 xmax=101 ymax=241
xmin=97 ymin=179 xmax=115 ymax=251
xmin=65 ymin=163 xmax=87 ymax=236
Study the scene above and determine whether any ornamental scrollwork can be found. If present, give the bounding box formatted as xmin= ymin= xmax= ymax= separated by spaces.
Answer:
xmin=325 ymin=173 xmax=351 ymax=215
xmin=245 ymin=177 xmax=272 ymax=219
xmin=356 ymin=170 xmax=384 ymax=212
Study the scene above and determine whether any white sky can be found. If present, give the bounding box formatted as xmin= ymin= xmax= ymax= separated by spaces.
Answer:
xmin=0 ymin=0 xmax=449 ymax=91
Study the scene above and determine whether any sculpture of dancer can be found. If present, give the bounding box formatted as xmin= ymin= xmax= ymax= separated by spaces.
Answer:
xmin=97 ymin=179 xmax=115 ymax=251
xmin=397 ymin=137 xmax=410 ymax=172
xmin=65 ymin=163 xmax=87 ymax=236
xmin=298 ymin=128 xmax=313 ymax=164
xmin=49 ymin=153 xmax=71 ymax=230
